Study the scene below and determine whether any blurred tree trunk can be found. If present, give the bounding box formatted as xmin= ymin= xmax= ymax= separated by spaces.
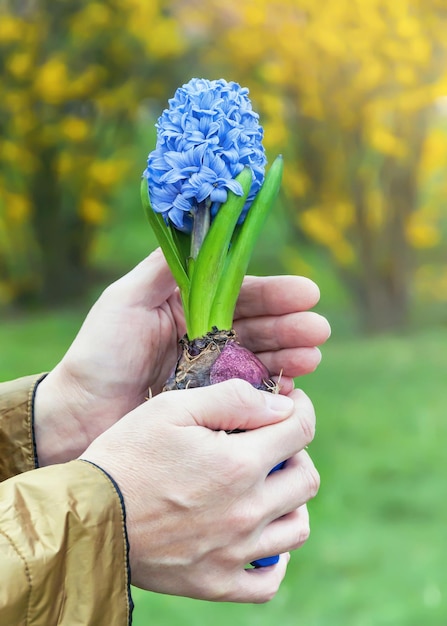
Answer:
xmin=347 ymin=118 xmax=425 ymax=332
xmin=290 ymin=113 xmax=427 ymax=333
xmin=29 ymin=146 xmax=93 ymax=306
xmin=346 ymin=155 xmax=414 ymax=332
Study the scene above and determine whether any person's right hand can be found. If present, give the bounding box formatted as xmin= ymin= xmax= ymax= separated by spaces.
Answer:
xmin=80 ymin=379 xmax=319 ymax=603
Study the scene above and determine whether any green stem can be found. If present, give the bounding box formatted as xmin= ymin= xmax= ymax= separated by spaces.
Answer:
xmin=187 ymin=168 xmax=252 ymax=339
xmin=209 ymin=155 xmax=284 ymax=330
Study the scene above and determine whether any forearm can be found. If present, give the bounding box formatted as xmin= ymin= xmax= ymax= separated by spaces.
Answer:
xmin=33 ymin=368 xmax=93 ymax=466
xmin=0 ymin=460 xmax=132 ymax=626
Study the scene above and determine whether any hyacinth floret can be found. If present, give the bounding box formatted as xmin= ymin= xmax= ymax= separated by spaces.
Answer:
xmin=144 ymin=78 xmax=267 ymax=233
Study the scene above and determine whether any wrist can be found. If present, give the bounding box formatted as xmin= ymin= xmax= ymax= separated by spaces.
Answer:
xmin=34 ymin=368 xmax=91 ymax=466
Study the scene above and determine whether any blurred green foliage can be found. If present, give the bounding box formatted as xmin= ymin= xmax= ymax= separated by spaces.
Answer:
xmin=1 ymin=313 xmax=445 ymax=625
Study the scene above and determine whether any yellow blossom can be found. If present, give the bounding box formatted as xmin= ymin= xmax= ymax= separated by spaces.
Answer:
xmin=71 ymin=66 xmax=106 ymax=99
xmin=6 ymin=52 xmax=33 ymax=80
xmin=79 ymin=197 xmax=107 ymax=225
xmin=89 ymin=160 xmax=129 ymax=187
xmin=1 ymin=141 xmax=36 ymax=173
xmin=69 ymin=3 xmax=112 ymax=36
xmin=367 ymin=127 xmax=407 ymax=158
xmin=263 ymin=120 xmax=287 ymax=150
xmin=56 ymin=153 xmax=76 ymax=178
xmin=3 ymin=192 xmax=32 ymax=222
xmin=300 ymin=205 xmax=355 ymax=265
xmin=283 ymin=167 xmax=309 ymax=199
xmin=418 ymin=127 xmax=447 ymax=181
xmin=33 ymin=57 xmax=70 ymax=105
xmin=0 ymin=15 xmax=24 ymax=43
xmin=405 ymin=214 xmax=441 ymax=249
xmin=60 ymin=117 xmax=90 ymax=142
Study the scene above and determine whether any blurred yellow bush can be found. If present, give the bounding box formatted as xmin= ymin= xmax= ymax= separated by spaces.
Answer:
xmin=0 ymin=0 xmax=186 ymax=305
xmin=1 ymin=0 xmax=447 ymax=329
xmin=177 ymin=0 xmax=447 ymax=329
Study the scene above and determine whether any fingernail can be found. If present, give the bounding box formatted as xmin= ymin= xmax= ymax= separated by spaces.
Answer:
xmin=263 ymin=392 xmax=294 ymax=413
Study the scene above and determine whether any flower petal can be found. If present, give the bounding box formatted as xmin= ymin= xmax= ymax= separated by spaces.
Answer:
xmin=145 ymin=78 xmax=266 ymax=233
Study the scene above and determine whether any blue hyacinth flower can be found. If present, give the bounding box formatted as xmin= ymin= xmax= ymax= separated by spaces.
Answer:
xmin=143 ymin=78 xmax=267 ymax=233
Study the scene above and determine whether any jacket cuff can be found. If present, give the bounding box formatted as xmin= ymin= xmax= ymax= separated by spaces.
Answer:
xmin=0 ymin=460 xmax=133 ymax=625
xmin=0 ymin=374 xmax=47 ymax=481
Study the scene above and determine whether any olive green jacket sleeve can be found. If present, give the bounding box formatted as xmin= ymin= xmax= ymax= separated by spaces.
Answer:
xmin=0 ymin=374 xmax=45 ymax=480
xmin=0 ymin=377 xmax=133 ymax=625
xmin=0 ymin=461 xmax=132 ymax=625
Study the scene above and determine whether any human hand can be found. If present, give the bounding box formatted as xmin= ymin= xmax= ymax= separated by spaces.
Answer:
xmin=233 ymin=272 xmax=330 ymax=395
xmin=35 ymin=248 xmax=330 ymax=465
xmin=80 ymin=379 xmax=319 ymax=602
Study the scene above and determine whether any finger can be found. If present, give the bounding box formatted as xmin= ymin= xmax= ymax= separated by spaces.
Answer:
xmin=235 ymin=275 xmax=321 ymax=320
xmin=236 ymin=389 xmax=316 ymax=473
xmin=263 ymin=452 xmax=320 ymax=518
xmin=250 ymin=505 xmax=310 ymax=564
xmin=273 ymin=375 xmax=295 ymax=396
xmin=228 ymin=553 xmax=290 ymax=603
xmin=147 ymin=379 xmax=295 ymax=432
xmin=256 ymin=346 xmax=322 ymax=378
xmin=103 ymin=247 xmax=178 ymax=309
xmin=235 ymin=311 xmax=331 ymax=353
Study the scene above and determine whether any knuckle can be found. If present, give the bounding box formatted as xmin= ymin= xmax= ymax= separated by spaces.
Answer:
xmin=215 ymin=448 xmax=256 ymax=486
xmin=227 ymin=378 xmax=259 ymax=409
xmin=209 ymin=580 xmax=233 ymax=602
xmin=227 ymin=502 xmax=261 ymax=537
xmin=298 ymin=410 xmax=316 ymax=445
xmin=256 ymin=590 xmax=277 ymax=604
xmin=303 ymin=463 xmax=320 ymax=499
xmin=200 ymin=572 xmax=234 ymax=602
xmin=255 ymin=578 xmax=282 ymax=604
xmin=293 ymin=521 xmax=311 ymax=549
xmin=293 ymin=389 xmax=316 ymax=445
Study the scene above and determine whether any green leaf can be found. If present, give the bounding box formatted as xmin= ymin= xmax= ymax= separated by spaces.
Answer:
xmin=187 ymin=168 xmax=253 ymax=339
xmin=170 ymin=227 xmax=191 ymax=269
xmin=140 ymin=178 xmax=190 ymax=296
xmin=209 ymin=155 xmax=284 ymax=330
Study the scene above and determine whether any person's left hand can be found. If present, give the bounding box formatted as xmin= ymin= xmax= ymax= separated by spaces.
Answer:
xmin=35 ymin=248 xmax=330 ymax=465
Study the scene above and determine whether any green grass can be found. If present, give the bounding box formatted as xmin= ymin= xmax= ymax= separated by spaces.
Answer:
xmin=1 ymin=311 xmax=446 ymax=625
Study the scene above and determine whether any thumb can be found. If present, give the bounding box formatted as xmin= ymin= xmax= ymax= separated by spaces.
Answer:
xmin=104 ymin=247 xmax=177 ymax=309
xmin=149 ymin=379 xmax=295 ymax=432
